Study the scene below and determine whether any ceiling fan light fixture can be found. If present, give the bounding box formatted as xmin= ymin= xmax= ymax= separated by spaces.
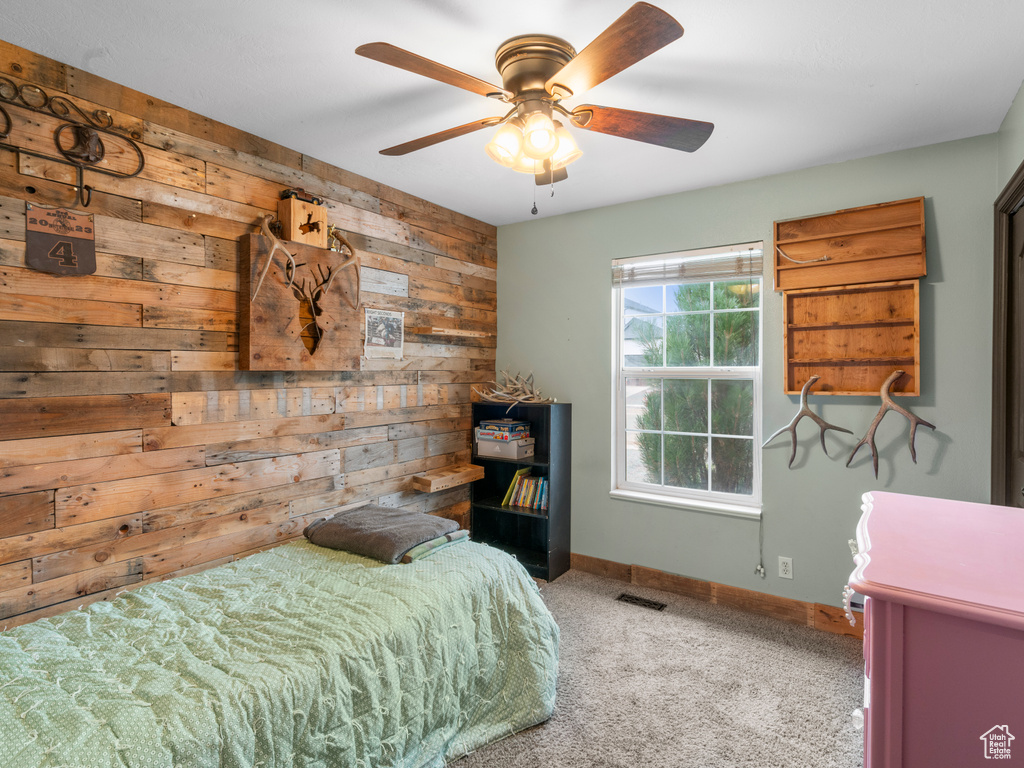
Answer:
xmin=485 ymin=120 xmax=524 ymax=167
xmin=509 ymin=153 xmax=541 ymax=175
xmin=549 ymin=120 xmax=582 ymax=170
xmin=522 ymin=110 xmax=558 ymax=159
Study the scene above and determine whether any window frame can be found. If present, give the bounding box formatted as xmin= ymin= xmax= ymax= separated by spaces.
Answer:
xmin=611 ymin=247 xmax=763 ymax=518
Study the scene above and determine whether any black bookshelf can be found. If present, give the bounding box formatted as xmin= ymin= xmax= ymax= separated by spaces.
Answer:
xmin=470 ymin=402 xmax=571 ymax=581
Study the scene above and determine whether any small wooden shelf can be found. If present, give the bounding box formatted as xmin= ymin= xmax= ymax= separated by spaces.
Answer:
xmin=789 ymin=356 xmax=916 ymax=365
xmin=406 ymin=326 xmax=491 ymax=338
xmin=787 ymin=319 xmax=914 ymax=331
xmin=410 ymin=463 xmax=485 ymax=493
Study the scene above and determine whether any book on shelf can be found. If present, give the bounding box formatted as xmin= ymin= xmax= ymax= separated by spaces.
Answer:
xmin=503 ymin=474 xmax=548 ymax=512
xmin=502 ymin=467 xmax=531 ymax=506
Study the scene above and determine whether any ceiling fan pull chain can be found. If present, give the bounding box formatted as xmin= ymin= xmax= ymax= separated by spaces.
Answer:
xmin=531 ymin=177 xmax=538 ymax=215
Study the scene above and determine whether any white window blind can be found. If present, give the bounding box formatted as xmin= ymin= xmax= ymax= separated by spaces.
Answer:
xmin=611 ymin=242 xmax=763 ymax=287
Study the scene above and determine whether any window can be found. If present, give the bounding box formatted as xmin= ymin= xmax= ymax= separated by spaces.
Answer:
xmin=612 ymin=243 xmax=763 ymax=515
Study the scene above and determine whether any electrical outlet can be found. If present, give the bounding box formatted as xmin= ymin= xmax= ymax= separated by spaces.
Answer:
xmin=778 ymin=556 xmax=793 ymax=579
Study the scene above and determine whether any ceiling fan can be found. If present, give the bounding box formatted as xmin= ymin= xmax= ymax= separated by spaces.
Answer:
xmin=355 ymin=2 xmax=714 ymax=186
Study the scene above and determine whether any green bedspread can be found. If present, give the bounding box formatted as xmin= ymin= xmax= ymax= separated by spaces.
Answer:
xmin=0 ymin=540 xmax=559 ymax=767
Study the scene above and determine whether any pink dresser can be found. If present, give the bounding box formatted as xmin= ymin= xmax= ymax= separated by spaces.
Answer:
xmin=849 ymin=491 xmax=1024 ymax=768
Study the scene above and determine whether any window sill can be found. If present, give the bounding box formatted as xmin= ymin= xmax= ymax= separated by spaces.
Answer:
xmin=609 ymin=488 xmax=762 ymax=520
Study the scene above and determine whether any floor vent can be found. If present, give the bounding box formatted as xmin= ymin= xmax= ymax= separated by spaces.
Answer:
xmin=616 ymin=593 xmax=667 ymax=611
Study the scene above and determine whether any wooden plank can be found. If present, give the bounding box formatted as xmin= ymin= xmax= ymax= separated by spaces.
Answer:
xmin=0 ymin=446 xmax=205 ymax=497
xmin=144 ymin=413 xmax=346 ymax=450
xmin=0 ymin=39 xmax=67 ymax=90
xmin=407 ymin=326 xmax=491 ymax=339
xmin=171 ymin=387 xmax=337 ymax=426
xmin=569 ymin=553 xmax=632 ymax=582
xmin=142 ymin=199 xmax=258 ymax=241
xmin=288 ymin=477 xmax=411 ymax=518
xmin=35 ymin=503 xmax=289 ymax=583
xmin=0 ymin=393 xmax=170 ymax=440
xmin=0 ymin=558 xmax=144 ymax=620
xmin=0 ymin=490 xmax=55 ymax=538
xmin=170 ymin=351 xmax=237 ymax=371
xmin=204 ymin=426 xmax=388 ymax=466
xmin=143 ymin=305 xmax=237 ymax=332
xmin=0 ymin=430 xmax=142 ymax=470
xmin=410 ymin=463 xmax=484 ymax=493
xmin=205 ymin=236 xmax=239 ymax=272
xmin=631 ymin=564 xmax=713 ymax=601
xmin=55 ymin=449 xmax=341 ymax=525
xmin=0 ymin=156 xmax=143 ymax=223
xmin=813 ymin=602 xmax=865 ymax=640
xmin=343 ymin=403 xmax=469 ymax=429
xmin=387 ymin=416 xmax=471 ymax=440
xmin=0 ymin=347 xmax=170 ymax=372
xmin=0 ymin=513 xmax=143 ymax=566
xmin=141 ymin=475 xmax=338 ymax=532
xmin=0 ymin=292 xmax=141 ymax=327
xmin=343 ymin=451 xmax=466 ymax=490
xmin=0 ymin=560 xmax=31 ymax=594
xmin=16 ymin=153 xmax=268 ymax=234
xmin=143 ymin=517 xmax=303 ymax=578
xmin=142 ymin=260 xmax=238 ymax=292
xmin=0 ymin=266 xmax=236 ymax=312
xmin=206 ymin=162 xmax=286 ymax=210
xmin=361 ymin=266 xmax=409 ymax=297
xmin=0 ymin=319 xmax=237 ymax=352
xmin=712 ymin=583 xmax=813 ymax=626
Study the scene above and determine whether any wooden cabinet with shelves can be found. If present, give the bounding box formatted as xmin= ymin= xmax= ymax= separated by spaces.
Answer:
xmin=470 ymin=402 xmax=571 ymax=581
xmin=784 ymin=280 xmax=920 ymax=395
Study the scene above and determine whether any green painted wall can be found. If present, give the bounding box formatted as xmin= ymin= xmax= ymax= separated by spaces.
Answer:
xmin=998 ymin=77 xmax=1024 ymax=189
xmin=496 ymin=134 xmax=998 ymax=605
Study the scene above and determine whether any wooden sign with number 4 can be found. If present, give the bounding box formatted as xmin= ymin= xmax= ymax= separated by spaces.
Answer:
xmin=25 ymin=203 xmax=97 ymax=276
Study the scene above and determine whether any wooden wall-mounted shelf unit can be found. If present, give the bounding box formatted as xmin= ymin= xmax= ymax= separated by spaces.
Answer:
xmin=784 ymin=280 xmax=920 ymax=396
xmin=406 ymin=326 xmax=491 ymax=338
xmin=774 ymin=197 xmax=925 ymax=291
xmin=411 ymin=464 xmax=485 ymax=493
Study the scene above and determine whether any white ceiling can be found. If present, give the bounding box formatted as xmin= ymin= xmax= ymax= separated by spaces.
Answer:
xmin=4 ymin=0 xmax=1024 ymax=226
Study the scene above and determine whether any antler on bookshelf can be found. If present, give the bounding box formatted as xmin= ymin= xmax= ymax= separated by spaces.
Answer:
xmin=846 ymin=369 xmax=936 ymax=478
xmin=763 ymin=375 xmax=853 ymax=468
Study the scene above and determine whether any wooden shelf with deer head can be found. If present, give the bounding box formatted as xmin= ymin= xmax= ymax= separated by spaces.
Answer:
xmin=240 ymin=217 xmax=362 ymax=371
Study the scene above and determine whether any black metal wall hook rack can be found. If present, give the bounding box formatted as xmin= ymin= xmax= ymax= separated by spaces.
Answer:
xmin=0 ymin=76 xmax=145 ymax=208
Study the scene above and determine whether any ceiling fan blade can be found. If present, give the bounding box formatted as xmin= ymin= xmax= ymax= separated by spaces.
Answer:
xmin=356 ymin=42 xmax=511 ymax=100
xmin=572 ymin=104 xmax=713 ymax=152
xmin=379 ymin=117 xmax=501 ymax=156
xmin=535 ymin=166 xmax=569 ymax=186
xmin=545 ymin=3 xmax=683 ymax=98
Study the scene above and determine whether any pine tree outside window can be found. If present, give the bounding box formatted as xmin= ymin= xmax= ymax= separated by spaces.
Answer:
xmin=612 ymin=243 xmax=763 ymax=517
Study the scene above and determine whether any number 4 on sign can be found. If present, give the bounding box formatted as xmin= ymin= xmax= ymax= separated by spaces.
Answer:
xmin=48 ymin=240 xmax=77 ymax=268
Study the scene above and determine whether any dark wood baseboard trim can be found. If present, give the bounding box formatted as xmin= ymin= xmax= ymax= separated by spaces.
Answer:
xmin=569 ymin=553 xmax=863 ymax=640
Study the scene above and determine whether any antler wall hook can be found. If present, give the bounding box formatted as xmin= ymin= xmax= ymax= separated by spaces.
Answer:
xmin=846 ymin=370 xmax=936 ymax=478
xmin=763 ymin=375 xmax=853 ymax=468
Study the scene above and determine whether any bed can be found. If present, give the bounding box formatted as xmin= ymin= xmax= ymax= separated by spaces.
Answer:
xmin=0 ymin=539 xmax=559 ymax=767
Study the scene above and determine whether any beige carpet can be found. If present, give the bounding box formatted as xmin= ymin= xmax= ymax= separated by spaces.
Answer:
xmin=454 ymin=569 xmax=864 ymax=768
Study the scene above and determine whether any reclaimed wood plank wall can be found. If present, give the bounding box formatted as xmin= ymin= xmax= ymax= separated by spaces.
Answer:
xmin=0 ymin=41 xmax=496 ymax=629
